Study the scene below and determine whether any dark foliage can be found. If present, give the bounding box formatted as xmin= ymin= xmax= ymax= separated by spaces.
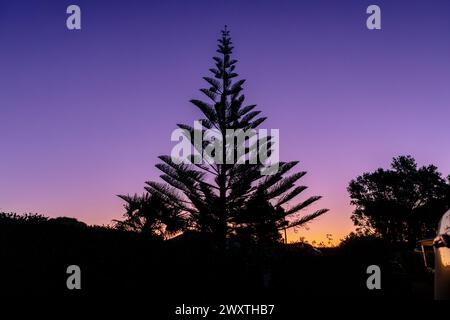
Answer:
xmin=114 ymin=193 xmax=186 ymax=239
xmin=348 ymin=155 xmax=450 ymax=246
xmin=0 ymin=212 xmax=431 ymax=299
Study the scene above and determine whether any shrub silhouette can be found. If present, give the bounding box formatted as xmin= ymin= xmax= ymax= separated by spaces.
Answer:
xmin=114 ymin=193 xmax=186 ymax=239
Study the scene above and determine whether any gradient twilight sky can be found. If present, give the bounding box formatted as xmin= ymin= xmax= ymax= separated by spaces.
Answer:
xmin=1 ymin=0 xmax=450 ymax=244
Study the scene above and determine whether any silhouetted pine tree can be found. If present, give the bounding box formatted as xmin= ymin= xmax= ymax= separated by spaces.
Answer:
xmin=128 ymin=27 xmax=328 ymax=245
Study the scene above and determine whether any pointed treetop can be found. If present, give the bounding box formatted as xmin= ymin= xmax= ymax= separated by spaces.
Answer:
xmin=218 ymin=26 xmax=233 ymax=55
xmin=222 ymin=25 xmax=230 ymax=37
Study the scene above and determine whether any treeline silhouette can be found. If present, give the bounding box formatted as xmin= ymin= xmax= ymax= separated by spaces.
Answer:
xmin=0 ymin=211 xmax=432 ymax=298
xmin=2 ymin=155 xmax=444 ymax=298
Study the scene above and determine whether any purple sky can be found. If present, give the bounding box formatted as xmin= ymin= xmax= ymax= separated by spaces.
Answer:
xmin=1 ymin=0 xmax=450 ymax=244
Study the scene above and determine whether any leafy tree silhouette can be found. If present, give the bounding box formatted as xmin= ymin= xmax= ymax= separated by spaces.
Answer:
xmin=115 ymin=193 xmax=186 ymax=239
xmin=348 ymin=155 xmax=450 ymax=246
xmin=120 ymin=27 xmax=328 ymax=245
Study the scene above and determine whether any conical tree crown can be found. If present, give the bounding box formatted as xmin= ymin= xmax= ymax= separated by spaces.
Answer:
xmin=121 ymin=27 xmax=328 ymax=244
